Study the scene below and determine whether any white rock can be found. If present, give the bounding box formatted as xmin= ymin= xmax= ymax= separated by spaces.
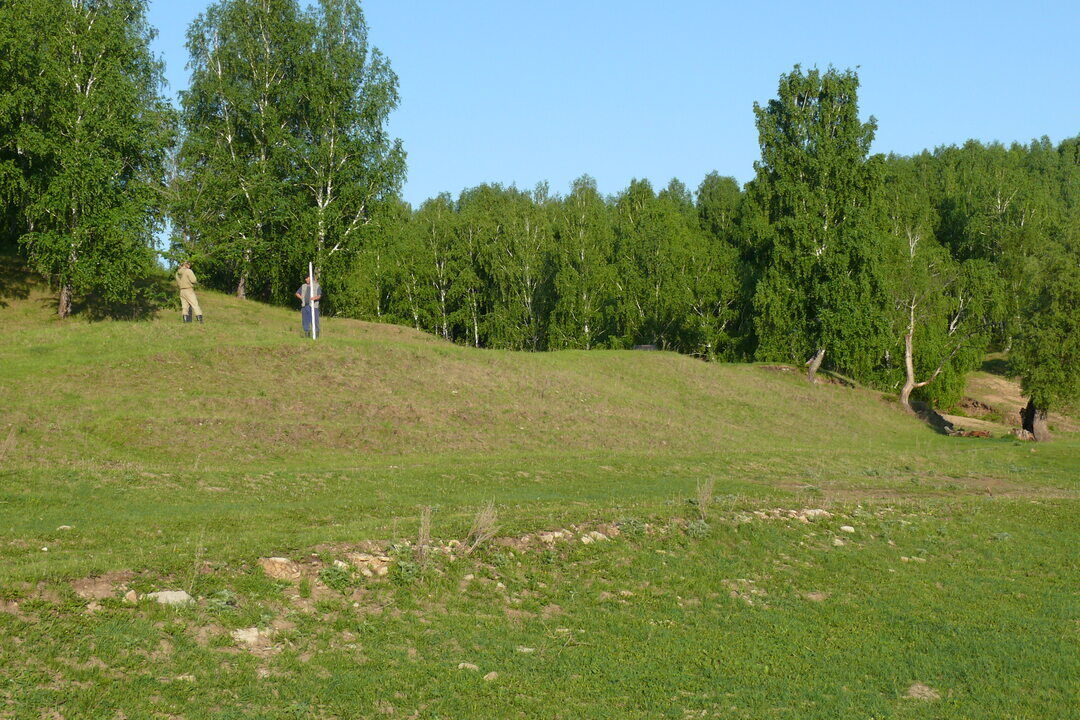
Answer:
xmin=57 ymin=525 xmax=73 ymax=531
xmin=580 ymin=536 xmax=594 ymax=545
xmin=588 ymin=531 xmax=608 ymax=542
xmin=457 ymin=662 xmax=479 ymax=671
xmin=147 ymin=590 xmax=193 ymax=606
xmin=516 ymin=646 xmax=535 ymax=653
xmin=333 ymin=560 xmax=349 ymax=570
xmin=840 ymin=525 xmax=855 ymax=534
xmin=800 ymin=509 xmax=832 ymax=520
xmin=832 ymin=537 xmax=846 ymax=547
xmin=375 ymin=565 xmax=389 ymax=577
xmin=231 ymin=627 xmax=267 ymax=646
xmin=483 ymin=671 xmax=499 ymax=681
xmin=124 ymin=590 xmax=138 ymax=604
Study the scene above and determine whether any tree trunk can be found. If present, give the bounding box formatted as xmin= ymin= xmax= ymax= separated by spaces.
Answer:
xmin=900 ymin=314 xmax=917 ymax=412
xmin=236 ymin=247 xmax=252 ymax=299
xmin=58 ymin=282 xmax=72 ymax=319
xmin=806 ymin=347 xmax=825 ymax=384
xmin=1021 ymin=399 xmax=1052 ymax=442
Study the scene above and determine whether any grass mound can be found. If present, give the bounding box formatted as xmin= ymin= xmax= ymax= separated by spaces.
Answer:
xmin=0 ymin=280 xmax=1077 ymax=718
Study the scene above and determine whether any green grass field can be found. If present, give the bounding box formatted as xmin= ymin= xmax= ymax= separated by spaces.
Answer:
xmin=1 ymin=286 xmax=1077 ymax=719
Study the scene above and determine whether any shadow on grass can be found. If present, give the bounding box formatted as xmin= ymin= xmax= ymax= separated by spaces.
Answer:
xmin=33 ymin=272 xmax=174 ymax=321
xmin=0 ymin=253 xmax=33 ymax=307
xmin=911 ymin=401 xmax=955 ymax=436
xmin=981 ymin=357 xmax=1011 ymax=376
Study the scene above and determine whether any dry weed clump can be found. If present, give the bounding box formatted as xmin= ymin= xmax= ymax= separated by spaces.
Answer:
xmin=695 ymin=478 xmax=715 ymax=522
xmin=414 ymin=506 xmax=433 ymax=565
xmin=465 ymin=501 xmax=498 ymax=555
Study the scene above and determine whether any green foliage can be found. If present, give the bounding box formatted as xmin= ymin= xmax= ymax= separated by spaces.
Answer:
xmin=317 ymin=565 xmax=355 ymax=595
xmin=175 ymin=0 xmax=404 ymax=306
xmin=748 ymin=66 xmax=890 ymax=379
xmin=1012 ymin=251 xmax=1080 ymax=411
xmin=0 ymin=0 xmax=174 ymax=317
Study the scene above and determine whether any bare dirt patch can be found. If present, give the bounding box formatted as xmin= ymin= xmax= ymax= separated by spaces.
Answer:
xmin=904 ymin=682 xmax=941 ymax=701
xmin=72 ymin=571 xmax=134 ymax=600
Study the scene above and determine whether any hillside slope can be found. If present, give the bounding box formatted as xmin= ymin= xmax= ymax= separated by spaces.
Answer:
xmin=2 ymin=286 xmax=947 ymax=472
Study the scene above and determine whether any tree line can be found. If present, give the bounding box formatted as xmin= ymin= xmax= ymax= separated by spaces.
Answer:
xmin=0 ymin=1 xmax=1076 ymax=435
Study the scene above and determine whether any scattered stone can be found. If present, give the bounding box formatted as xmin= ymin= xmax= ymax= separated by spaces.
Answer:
xmin=722 ymin=579 xmax=767 ymax=606
xmin=580 ymin=535 xmax=593 ymax=545
xmin=900 ymin=556 xmax=927 ymax=563
xmin=231 ymin=627 xmax=270 ymax=648
xmin=124 ymin=590 xmax=138 ymax=604
xmin=147 ymin=590 xmax=193 ymax=606
xmin=483 ymin=671 xmax=499 ymax=681
xmin=516 ymin=646 xmax=535 ymax=654
xmin=174 ymin=674 xmax=196 ymax=683
xmin=799 ymin=509 xmax=832 ymax=521
xmin=85 ymin=601 xmax=102 ymax=614
xmin=904 ymin=682 xmax=940 ymax=701
xmin=462 ymin=574 xmax=474 ymax=581
xmin=258 ymin=557 xmax=302 ymax=581
xmin=538 ymin=531 xmax=565 ymax=543
xmin=618 ymin=589 xmax=634 ymax=597
xmin=832 ymin=537 xmax=846 ymax=547
xmin=495 ymin=582 xmax=506 ymax=589
xmin=457 ymin=662 xmax=479 ymax=671
xmin=840 ymin=525 xmax=855 ymax=534
xmin=57 ymin=525 xmax=73 ymax=531
xmin=346 ymin=553 xmax=391 ymax=579
xmin=333 ymin=560 xmax=349 ymax=570
xmin=1010 ymin=428 xmax=1035 ymax=441
xmin=587 ymin=531 xmax=608 ymax=542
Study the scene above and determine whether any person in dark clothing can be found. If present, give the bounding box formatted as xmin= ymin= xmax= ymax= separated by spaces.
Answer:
xmin=295 ymin=275 xmax=322 ymax=337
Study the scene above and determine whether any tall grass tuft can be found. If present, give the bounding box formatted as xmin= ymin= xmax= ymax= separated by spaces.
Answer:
xmin=465 ymin=501 xmax=498 ymax=555
xmin=696 ymin=478 xmax=715 ymax=522
xmin=414 ymin=506 xmax=433 ymax=565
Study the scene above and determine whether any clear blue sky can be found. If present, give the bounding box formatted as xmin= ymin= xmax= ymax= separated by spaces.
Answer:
xmin=148 ymin=0 xmax=1080 ymax=207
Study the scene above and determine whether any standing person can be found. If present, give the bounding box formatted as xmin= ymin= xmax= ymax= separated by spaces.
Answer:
xmin=176 ymin=261 xmax=203 ymax=323
xmin=295 ymin=273 xmax=322 ymax=337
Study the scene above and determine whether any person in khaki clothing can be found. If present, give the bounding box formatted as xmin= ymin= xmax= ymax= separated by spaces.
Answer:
xmin=176 ymin=261 xmax=203 ymax=323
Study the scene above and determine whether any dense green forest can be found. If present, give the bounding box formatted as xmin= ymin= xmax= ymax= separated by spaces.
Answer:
xmin=1 ymin=0 xmax=1077 ymax=435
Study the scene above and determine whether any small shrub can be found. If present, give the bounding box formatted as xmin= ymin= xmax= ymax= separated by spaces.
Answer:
xmin=616 ymin=517 xmax=647 ymax=536
xmin=391 ymin=559 xmax=421 ymax=585
xmin=686 ymin=519 xmax=711 ymax=539
xmin=318 ymin=565 xmax=354 ymax=595
xmin=298 ymin=579 xmax=312 ymax=598
xmin=206 ymin=589 xmax=238 ymax=612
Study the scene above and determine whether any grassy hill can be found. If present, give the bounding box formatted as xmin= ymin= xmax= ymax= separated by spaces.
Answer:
xmin=1 ymin=281 xmax=1077 ymax=719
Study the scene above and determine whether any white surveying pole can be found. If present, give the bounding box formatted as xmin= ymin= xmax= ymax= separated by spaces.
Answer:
xmin=308 ymin=261 xmax=317 ymax=340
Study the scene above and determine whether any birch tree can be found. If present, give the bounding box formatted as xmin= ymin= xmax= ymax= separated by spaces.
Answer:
xmin=177 ymin=0 xmax=303 ymax=299
xmin=748 ymin=66 xmax=889 ymax=383
xmin=3 ymin=0 xmax=172 ymax=317
xmin=548 ymin=176 xmax=615 ymax=349
xmin=292 ymin=0 xmax=405 ymax=295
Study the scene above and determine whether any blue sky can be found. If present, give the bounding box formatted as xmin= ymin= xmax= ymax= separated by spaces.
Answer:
xmin=149 ymin=0 xmax=1080 ymax=207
